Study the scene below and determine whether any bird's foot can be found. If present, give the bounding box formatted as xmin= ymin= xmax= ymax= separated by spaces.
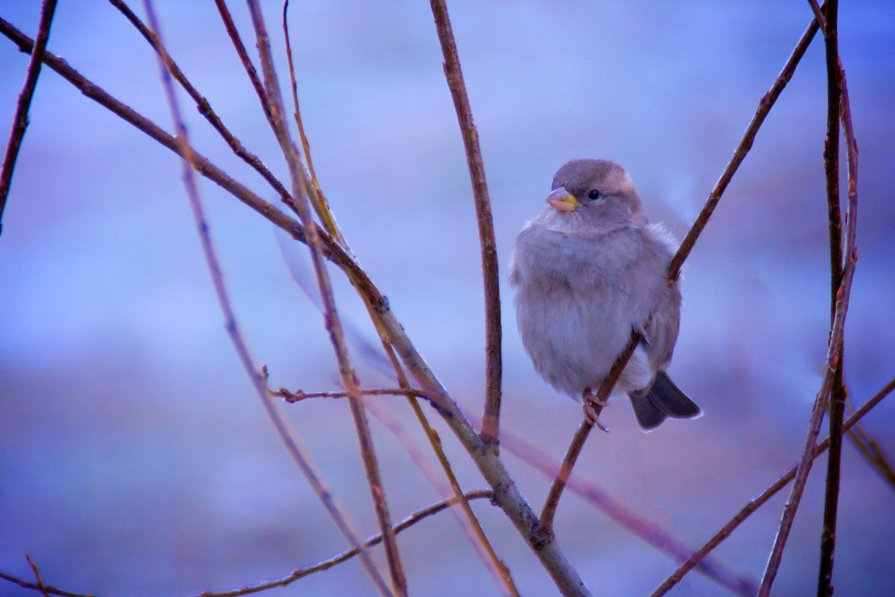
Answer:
xmin=582 ymin=391 xmax=609 ymax=432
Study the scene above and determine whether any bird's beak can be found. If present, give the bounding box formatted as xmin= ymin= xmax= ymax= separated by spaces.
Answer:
xmin=546 ymin=187 xmax=579 ymax=212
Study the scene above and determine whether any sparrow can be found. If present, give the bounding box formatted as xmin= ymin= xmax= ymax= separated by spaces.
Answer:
xmin=509 ymin=159 xmax=701 ymax=430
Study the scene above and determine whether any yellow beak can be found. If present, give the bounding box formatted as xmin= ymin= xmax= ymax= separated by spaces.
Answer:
xmin=546 ymin=187 xmax=579 ymax=212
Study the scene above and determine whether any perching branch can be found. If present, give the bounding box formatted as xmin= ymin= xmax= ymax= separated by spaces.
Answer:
xmin=428 ymin=0 xmax=503 ymax=448
xmin=651 ymin=376 xmax=895 ymax=596
xmin=139 ymin=3 xmax=391 ymax=595
xmin=0 ymin=568 xmax=91 ymax=597
xmin=0 ymin=0 xmax=57 ymax=236
xmin=539 ymin=7 xmax=824 ymax=540
xmin=194 ymin=491 xmax=494 ymax=597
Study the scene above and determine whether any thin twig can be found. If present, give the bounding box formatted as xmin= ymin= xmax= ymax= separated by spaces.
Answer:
xmin=108 ymin=0 xmax=292 ymax=205
xmin=25 ymin=555 xmax=49 ymax=597
xmin=845 ymin=394 xmax=895 ymax=489
xmin=139 ymin=4 xmax=389 ymax=595
xmin=817 ymin=1 xmax=846 ymax=593
xmin=272 ymin=386 xmax=425 ymax=402
xmin=667 ymin=13 xmax=822 ymax=282
xmin=0 ymin=0 xmax=57 ymax=236
xmin=652 ymin=376 xmax=895 ymax=596
xmin=195 ymin=491 xmax=494 ymax=597
xmin=277 ymin=4 xmax=515 ymax=588
xmin=807 ymin=0 xmax=828 ymax=34
xmin=0 ymin=569 xmax=92 ymax=597
xmin=498 ymin=424 xmax=755 ymax=595
xmin=428 ymin=0 xmax=503 ymax=448
xmin=212 ymin=0 xmax=275 ymax=129
xmin=0 ymin=18 xmax=585 ymax=594
xmin=244 ymin=2 xmax=406 ymax=594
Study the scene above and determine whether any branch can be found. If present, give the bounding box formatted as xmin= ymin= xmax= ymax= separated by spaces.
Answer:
xmin=107 ymin=0 xmax=292 ymax=205
xmin=194 ymin=491 xmax=494 ymax=597
xmin=139 ymin=3 xmax=390 ymax=595
xmin=818 ymin=0 xmax=847 ymax=592
xmin=499 ymin=424 xmax=755 ymax=595
xmin=244 ymin=2 xmax=406 ymax=594
xmin=272 ymin=386 xmax=426 ymax=403
xmin=651 ymin=376 xmax=895 ymax=596
xmin=0 ymin=568 xmax=92 ymax=597
xmin=0 ymin=16 xmax=585 ymax=595
xmin=0 ymin=0 xmax=57 ymax=236
xmin=428 ymin=0 xmax=503 ymax=448
xmin=667 ymin=13 xmax=822 ymax=282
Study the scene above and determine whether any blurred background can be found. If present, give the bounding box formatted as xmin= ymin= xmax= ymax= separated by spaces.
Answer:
xmin=1 ymin=1 xmax=893 ymax=595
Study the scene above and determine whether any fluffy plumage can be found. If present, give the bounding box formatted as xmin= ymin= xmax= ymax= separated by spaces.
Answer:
xmin=510 ymin=159 xmax=700 ymax=430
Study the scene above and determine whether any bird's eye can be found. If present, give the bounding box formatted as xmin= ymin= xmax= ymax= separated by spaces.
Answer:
xmin=587 ymin=189 xmax=601 ymax=200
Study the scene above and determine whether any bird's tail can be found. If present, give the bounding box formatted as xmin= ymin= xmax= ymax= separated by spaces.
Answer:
xmin=628 ymin=371 xmax=701 ymax=431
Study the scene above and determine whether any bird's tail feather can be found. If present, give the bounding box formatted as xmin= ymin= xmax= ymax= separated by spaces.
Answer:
xmin=628 ymin=371 xmax=701 ymax=431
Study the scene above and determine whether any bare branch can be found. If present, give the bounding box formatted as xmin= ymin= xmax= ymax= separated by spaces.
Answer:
xmin=138 ymin=3 xmax=390 ymax=594
xmin=0 ymin=568 xmax=92 ymax=597
xmin=651 ymin=377 xmax=895 ymax=596
xmin=499 ymin=425 xmax=755 ymax=595
xmin=0 ymin=0 xmax=57 ymax=236
xmin=194 ymin=491 xmax=494 ymax=597
xmin=25 ymin=555 xmax=49 ymax=597
xmin=272 ymin=386 xmax=425 ymax=402
xmin=244 ymin=2 xmax=406 ymax=593
xmin=428 ymin=0 xmax=503 ymax=448
xmin=108 ymin=0 xmax=292 ymax=205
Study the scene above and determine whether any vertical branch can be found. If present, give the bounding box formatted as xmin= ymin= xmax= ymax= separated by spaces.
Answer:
xmin=138 ymin=3 xmax=391 ymax=596
xmin=0 ymin=0 xmax=57 ymax=236
xmin=243 ymin=2 xmax=406 ymax=594
xmin=428 ymin=0 xmax=503 ymax=448
xmin=759 ymin=4 xmax=860 ymax=591
xmin=280 ymin=3 xmax=515 ymax=592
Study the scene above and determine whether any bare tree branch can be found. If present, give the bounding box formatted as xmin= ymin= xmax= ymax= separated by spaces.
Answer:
xmin=428 ymin=0 xmax=503 ymax=448
xmin=652 ymin=376 xmax=895 ymax=596
xmin=0 ymin=0 xmax=57 ymax=236
xmin=194 ymin=491 xmax=494 ymax=597
xmin=244 ymin=2 xmax=406 ymax=594
xmin=0 ymin=569 xmax=92 ymax=597
xmin=138 ymin=3 xmax=391 ymax=595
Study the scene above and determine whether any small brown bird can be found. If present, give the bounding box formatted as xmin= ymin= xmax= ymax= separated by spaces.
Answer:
xmin=510 ymin=159 xmax=701 ymax=430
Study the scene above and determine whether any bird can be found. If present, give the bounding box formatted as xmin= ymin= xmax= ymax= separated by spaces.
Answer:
xmin=509 ymin=158 xmax=701 ymax=430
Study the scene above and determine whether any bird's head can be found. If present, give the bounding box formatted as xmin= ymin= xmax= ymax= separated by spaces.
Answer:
xmin=546 ymin=159 xmax=646 ymax=229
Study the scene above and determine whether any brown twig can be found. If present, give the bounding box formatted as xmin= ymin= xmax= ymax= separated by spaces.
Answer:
xmin=817 ymin=1 xmax=847 ymax=593
xmin=807 ymin=0 xmax=828 ymax=34
xmin=0 ymin=0 xmax=57 ymax=236
xmin=498 ymin=423 xmax=754 ymax=595
xmin=212 ymin=0 xmax=275 ymax=129
xmin=139 ymin=3 xmax=390 ymax=595
xmin=195 ymin=491 xmax=494 ymax=597
xmin=428 ymin=0 xmax=503 ymax=448
xmin=107 ymin=0 xmax=292 ymax=205
xmin=0 ymin=17 xmax=584 ymax=595
xmin=845 ymin=392 xmax=895 ymax=489
xmin=667 ymin=13 xmax=822 ymax=282
xmin=540 ymin=333 xmax=640 ymax=533
xmin=0 ymin=569 xmax=92 ymax=597
xmin=25 ymin=555 xmax=49 ymax=597
xmin=272 ymin=386 xmax=425 ymax=402
xmin=652 ymin=376 xmax=895 ymax=596
xmin=244 ymin=2 xmax=406 ymax=594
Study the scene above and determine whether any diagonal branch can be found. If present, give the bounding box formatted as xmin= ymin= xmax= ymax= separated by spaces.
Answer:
xmin=138 ymin=3 xmax=390 ymax=595
xmin=243 ymin=2 xmax=406 ymax=594
xmin=539 ymin=9 xmax=824 ymax=539
xmin=428 ymin=0 xmax=503 ymax=448
xmin=194 ymin=491 xmax=494 ymax=597
xmin=0 ymin=0 xmax=57 ymax=236
xmin=652 ymin=376 xmax=895 ymax=596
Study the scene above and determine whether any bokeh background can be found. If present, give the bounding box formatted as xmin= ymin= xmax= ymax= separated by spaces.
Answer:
xmin=2 ymin=1 xmax=894 ymax=595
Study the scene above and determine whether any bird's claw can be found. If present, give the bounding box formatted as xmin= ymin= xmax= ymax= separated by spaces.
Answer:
xmin=583 ymin=394 xmax=609 ymax=432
